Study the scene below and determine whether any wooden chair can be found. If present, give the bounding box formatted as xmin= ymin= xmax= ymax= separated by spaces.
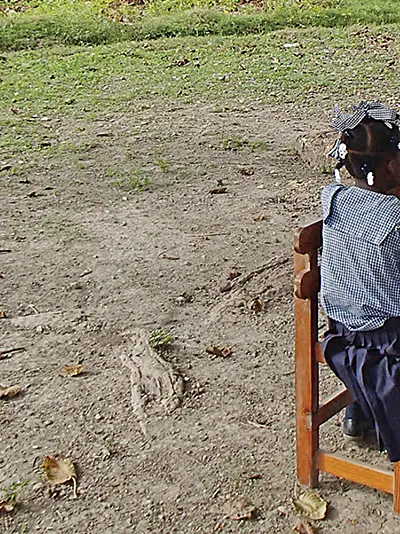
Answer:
xmin=294 ymin=219 xmax=400 ymax=513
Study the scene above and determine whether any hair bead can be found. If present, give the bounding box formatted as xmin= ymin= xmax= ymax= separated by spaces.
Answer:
xmin=338 ymin=143 xmax=348 ymax=160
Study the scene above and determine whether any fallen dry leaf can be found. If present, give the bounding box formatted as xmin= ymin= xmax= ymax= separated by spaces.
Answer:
xmin=69 ymin=281 xmax=83 ymax=290
xmin=42 ymin=455 xmax=77 ymax=498
xmin=0 ymin=499 xmax=15 ymax=513
xmin=210 ymin=187 xmax=228 ymax=194
xmin=42 ymin=455 xmax=76 ymax=485
xmin=206 ymin=346 xmax=233 ymax=358
xmin=276 ymin=505 xmax=288 ymax=516
xmin=61 ymin=364 xmax=86 ymax=377
xmin=0 ymin=164 xmax=12 ymax=173
xmin=248 ymin=473 xmax=262 ymax=480
xmin=0 ymin=311 xmax=7 ymax=318
xmin=223 ymin=496 xmax=257 ymax=520
xmin=252 ymin=213 xmax=265 ymax=221
xmin=293 ymin=518 xmax=316 ymax=534
xmin=292 ymin=489 xmax=327 ymax=521
xmin=27 ymin=190 xmax=45 ymax=198
xmin=220 ymin=281 xmax=233 ymax=293
xmin=238 ymin=166 xmax=254 ymax=176
xmin=0 ymin=385 xmax=22 ymax=399
xmin=175 ymin=57 xmax=190 ymax=66
xmin=227 ymin=271 xmax=241 ymax=281
xmin=247 ymin=298 xmax=264 ymax=312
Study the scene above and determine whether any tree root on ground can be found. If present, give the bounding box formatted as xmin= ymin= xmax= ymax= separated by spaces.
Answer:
xmin=119 ymin=329 xmax=184 ymax=437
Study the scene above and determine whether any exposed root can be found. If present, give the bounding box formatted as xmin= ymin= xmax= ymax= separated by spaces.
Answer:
xmin=207 ymin=256 xmax=289 ymax=325
xmin=119 ymin=329 xmax=184 ymax=437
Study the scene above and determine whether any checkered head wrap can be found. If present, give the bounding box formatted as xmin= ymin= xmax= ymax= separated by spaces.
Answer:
xmin=328 ymin=101 xmax=400 ymax=161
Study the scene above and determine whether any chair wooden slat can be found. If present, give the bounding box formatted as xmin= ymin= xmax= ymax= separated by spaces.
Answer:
xmin=315 ymin=389 xmax=353 ymax=429
xmin=316 ymin=450 xmax=394 ymax=495
xmin=394 ymin=463 xmax=400 ymax=513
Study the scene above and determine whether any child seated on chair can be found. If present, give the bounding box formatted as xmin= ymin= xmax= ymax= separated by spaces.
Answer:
xmin=321 ymin=101 xmax=400 ymax=462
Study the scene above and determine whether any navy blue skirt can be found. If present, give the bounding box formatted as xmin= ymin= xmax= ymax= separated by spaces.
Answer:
xmin=323 ymin=317 xmax=400 ymax=462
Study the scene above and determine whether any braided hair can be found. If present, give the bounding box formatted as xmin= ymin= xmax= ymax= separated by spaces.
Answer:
xmin=337 ymin=119 xmax=400 ymax=183
xmin=328 ymin=102 xmax=400 ymax=186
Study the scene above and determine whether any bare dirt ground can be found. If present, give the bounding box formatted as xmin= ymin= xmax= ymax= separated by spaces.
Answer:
xmin=1 ymin=103 xmax=399 ymax=533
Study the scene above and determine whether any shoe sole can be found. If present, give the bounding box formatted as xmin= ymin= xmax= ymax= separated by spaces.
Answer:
xmin=343 ymin=433 xmax=364 ymax=441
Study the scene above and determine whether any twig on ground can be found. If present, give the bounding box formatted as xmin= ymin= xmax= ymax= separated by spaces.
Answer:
xmin=157 ymin=247 xmax=180 ymax=259
xmin=247 ymin=418 xmax=279 ymax=428
xmin=294 ymin=480 xmax=300 ymax=500
xmin=207 ymin=257 xmax=289 ymax=325
xmin=160 ymin=254 xmax=180 ymax=260
xmin=0 ymin=347 xmax=26 ymax=359
xmin=188 ymin=232 xmax=230 ymax=238
xmin=79 ymin=269 xmax=92 ymax=278
xmin=213 ymin=520 xmax=225 ymax=532
xmin=247 ymin=420 xmax=268 ymax=429
xmin=220 ymin=256 xmax=289 ymax=293
xmin=212 ymin=486 xmax=222 ymax=499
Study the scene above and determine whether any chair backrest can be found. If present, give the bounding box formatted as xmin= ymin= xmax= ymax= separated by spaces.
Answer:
xmin=293 ymin=220 xmax=323 ymax=487
xmin=294 ymin=219 xmax=322 ymax=300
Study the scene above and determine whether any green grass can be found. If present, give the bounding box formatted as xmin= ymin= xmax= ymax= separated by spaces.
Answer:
xmin=108 ymin=168 xmax=152 ymax=192
xmin=2 ymin=0 xmax=400 ymax=50
xmin=149 ymin=328 xmax=174 ymax=350
xmin=222 ymin=135 xmax=267 ymax=151
xmin=1 ymin=25 xmax=399 ymax=162
xmin=156 ymin=158 xmax=170 ymax=172
xmin=1 ymin=27 xmax=398 ymax=114
xmin=0 ymin=481 xmax=31 ymax=509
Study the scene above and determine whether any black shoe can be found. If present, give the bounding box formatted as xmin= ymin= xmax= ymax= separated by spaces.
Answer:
xmin=343 ymin=417 xmax=368 ymax=440
xmin=342 ymin=403 xmax=372 ymax=440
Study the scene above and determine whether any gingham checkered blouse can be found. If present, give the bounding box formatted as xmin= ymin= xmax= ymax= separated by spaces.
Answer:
xmin=320 ymin=183 xmax=400 ymax=331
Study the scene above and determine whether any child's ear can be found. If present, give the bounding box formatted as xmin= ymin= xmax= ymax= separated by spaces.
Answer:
xmin=387 ymin=154 xmax=400 ymax=178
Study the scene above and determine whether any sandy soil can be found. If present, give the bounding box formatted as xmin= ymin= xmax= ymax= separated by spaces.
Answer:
xmin=1 ymin=103 xmax=398 ymax=534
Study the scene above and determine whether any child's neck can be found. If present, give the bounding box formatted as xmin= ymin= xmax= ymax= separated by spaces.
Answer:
xmin=387 ymin=185 xmax=400 ymax=197
xmin=355 ymin=176 xmax=400 ymax=196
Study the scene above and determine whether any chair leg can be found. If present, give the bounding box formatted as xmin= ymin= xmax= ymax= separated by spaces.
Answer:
xmin=394 ymin=461 xmax=400 ymax=514
xmin=295 ymin=295 xmax=319 ymax=488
